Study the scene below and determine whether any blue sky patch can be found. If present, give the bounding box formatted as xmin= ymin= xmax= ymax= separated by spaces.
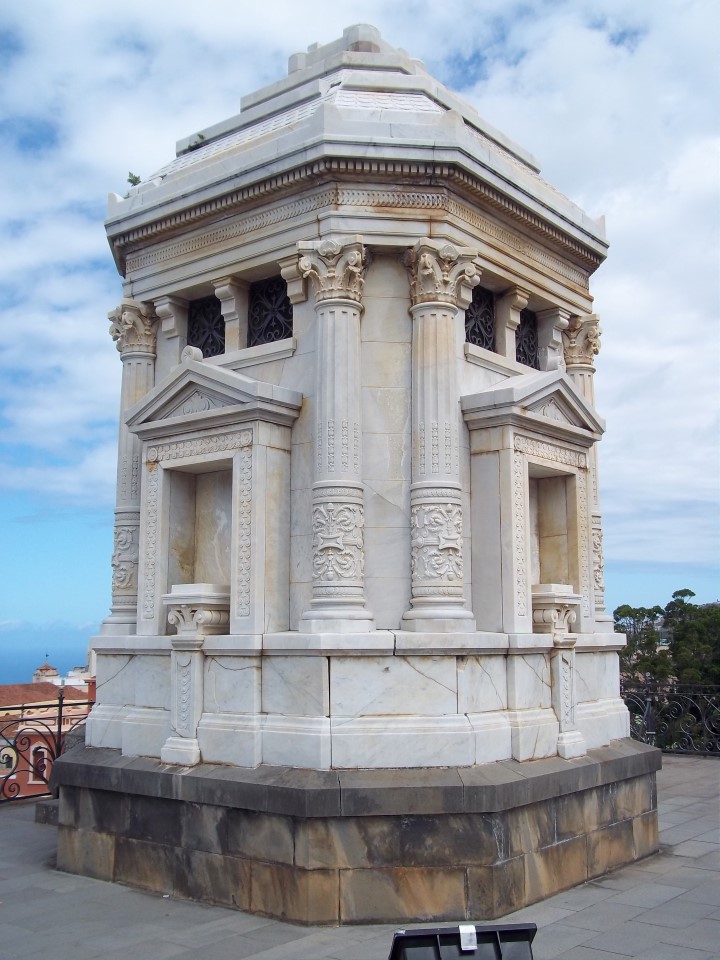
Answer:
xmin=0 ymin=116 xmax=60 ymax=155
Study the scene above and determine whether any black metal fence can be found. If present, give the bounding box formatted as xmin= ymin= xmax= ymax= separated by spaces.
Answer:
xmin=0 ymin=688 xmax=93 ymax=802
xmin=621 ymin=682 xmax=720 ymax=755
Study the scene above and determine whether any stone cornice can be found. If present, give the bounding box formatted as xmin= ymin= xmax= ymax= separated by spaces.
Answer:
xmin=108 ymin=160 xmax=607 ymax=277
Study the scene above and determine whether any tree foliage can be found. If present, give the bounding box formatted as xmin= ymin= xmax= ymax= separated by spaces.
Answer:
xmin=615 ymin=589 xmax=720 ymax=685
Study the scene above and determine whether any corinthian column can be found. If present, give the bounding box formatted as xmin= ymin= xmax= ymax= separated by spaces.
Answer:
xmin=101 ymin=299 xmax=157 ymax=635
xmin=562 ymin=314 xmax=610 ymax=623
xmin=402 ymin=240 xmax=480 ymax=632
xmin=297 ymin=237 xmax=374 ymax=633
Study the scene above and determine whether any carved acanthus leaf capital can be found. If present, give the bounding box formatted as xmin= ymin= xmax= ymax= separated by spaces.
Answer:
xmin=298 ymin=236 xmax=369 ymax=304
xmin=109 ymin=299 xmax=157 ymax=356
xmin=563 ymin=314 xmax=602 ymax=366
xmin=405 ymin=240 xmax=480 ymax=309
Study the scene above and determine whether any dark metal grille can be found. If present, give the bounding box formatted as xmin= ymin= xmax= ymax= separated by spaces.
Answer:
xmin=621 ymin=681 xmax=720 ymax=755
xmin=187 ymin=295 xmax=224 ymax=358
xmin=248 ymin=277 xmax=293 ymax=347
xmin=1 ymin=690 xmax=94 ymax=802
xmin=516 ymin=308 xmax=540 ymax=368
xmin=465 ymin=286 xmax=495 ymax=351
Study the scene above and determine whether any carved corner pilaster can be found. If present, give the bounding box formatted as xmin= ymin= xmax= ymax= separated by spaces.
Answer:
xmin=404 ymin=239 xmax=481 ymax=309
xmin=109 ymin=299 xmax=157 ymax=356
xmin=298 ymin=236 xmax=369 ymax=304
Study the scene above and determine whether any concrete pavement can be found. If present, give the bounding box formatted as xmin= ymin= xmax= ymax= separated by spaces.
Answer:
xmin=0 ymin=755 xmax=717 ymax=959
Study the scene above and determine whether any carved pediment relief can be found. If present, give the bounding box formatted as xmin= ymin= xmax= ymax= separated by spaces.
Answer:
xmin=461 ymin=369 xmax=605 ymax=440
xmin=527 ymin=394 xmax=583 ymax=427
xmin=160 ymin=388 xmax=229 ymax=421
xmin=126 ymin=357 xmax=303 ymax=440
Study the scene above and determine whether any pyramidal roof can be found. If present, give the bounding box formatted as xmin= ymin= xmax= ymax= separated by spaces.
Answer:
xmin=109 ymin=24 xmax=606 ymax=267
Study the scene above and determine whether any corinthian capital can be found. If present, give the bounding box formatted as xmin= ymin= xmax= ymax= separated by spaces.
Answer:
xmin=405 ymin=240 xmax=480 ymax=309
xmin=298 ymin=236 xmax=369 ymax=304
xmin=563 ymin=314 xmax=601 ymax=366
xmin=109 ymin=299 xmax=157 ymax=356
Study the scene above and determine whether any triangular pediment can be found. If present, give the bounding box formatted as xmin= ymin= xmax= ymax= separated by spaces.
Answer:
xmin=125 ymin=357 xmax=302 ymax=439
xmin=461 ymin=369 xmax=605 ymax=439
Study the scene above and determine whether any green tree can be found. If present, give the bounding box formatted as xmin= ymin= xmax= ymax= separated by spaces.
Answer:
xmin=614 ymin=603 xmax=671 ymax=681
xmin=665 ymin=590 xmax=720 ymax=685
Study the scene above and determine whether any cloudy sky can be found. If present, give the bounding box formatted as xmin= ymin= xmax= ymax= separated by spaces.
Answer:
xmin=1 ymin=0 xmax=718 ymax=679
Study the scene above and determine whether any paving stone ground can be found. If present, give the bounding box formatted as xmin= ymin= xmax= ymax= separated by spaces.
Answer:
xmin=0 ymin=755 xmax=717 ymax=959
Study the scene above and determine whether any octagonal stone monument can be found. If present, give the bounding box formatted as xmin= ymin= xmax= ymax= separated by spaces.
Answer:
xmin=54 ymin=24 xmax=660 ymax=923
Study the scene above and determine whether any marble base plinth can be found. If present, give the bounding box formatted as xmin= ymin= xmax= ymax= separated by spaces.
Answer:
xmin=54 ymin=740 xmax=660 ymax=925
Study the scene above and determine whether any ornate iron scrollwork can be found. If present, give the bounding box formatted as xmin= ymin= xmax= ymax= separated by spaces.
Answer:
xmin=621 ymin=681 xmax=720 ymax=755
xmin=248 ymin=277 xmax=293 ymax=347
xmin=516 ymin=308 xmax=540 ymax=368
xmin=187 ymin=295 xmax=225 ymax=358
xmin=465 ymin=286 xmax=495 ymax=351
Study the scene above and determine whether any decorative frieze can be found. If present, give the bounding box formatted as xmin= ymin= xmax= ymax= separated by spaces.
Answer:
xmin=514 ymin=435 xmax=587 ymax=469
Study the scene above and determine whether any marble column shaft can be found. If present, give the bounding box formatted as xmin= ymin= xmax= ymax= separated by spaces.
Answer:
xmin=403 ymin=240 xmax=480 ymax=631
xmin=103 ymin=300 xmax=157 ymax=634
xmin=298 ymin=237 xmax=373 ymax=631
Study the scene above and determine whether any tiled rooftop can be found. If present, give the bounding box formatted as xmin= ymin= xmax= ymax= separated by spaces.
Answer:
xmin=0 ymin=755 xmax=717 ymax=959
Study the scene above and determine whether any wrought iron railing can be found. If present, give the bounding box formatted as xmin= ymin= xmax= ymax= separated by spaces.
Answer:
xmin=621 ymin=681 xmax=720 ymax=755
xmin=0 ymin=688 xmax=93 ymax=802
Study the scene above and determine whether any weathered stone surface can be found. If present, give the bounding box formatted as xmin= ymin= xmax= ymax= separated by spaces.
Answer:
xmin=225 ymin=809 xmax=294 ymax=865
xmin=59 ymin=786 xmax=128 ymax=835
xmin=250 ymin=861 xmax=339 ymax=925
xmin=524 ymin=835 xmax=587 ymax=904
xmin=114 ymin=836 xmax=175 ymax=892
xmin=126 ymin=795 xmax=182 ymax=847
xmin=340 ymin=867 xmax=467 ymax=923
xmin=181 ymin=800 xmax=227 ymax=855
xmin=587 ymin=819 xmax=635 ymax=879
xmin=294 ymin=816 xmax=401 ymax=870
xmin=468 ymin=857 xmax=526 ymax=919
xmin=632 ymin=809 xmax=659 ymax=860
xmin=616 ymin=774 xmax=655 ymax=821
xmin=57 ymin=825 xmax=115 ymax=881
xmin=174 ymin=848 xmax=250 ymax=908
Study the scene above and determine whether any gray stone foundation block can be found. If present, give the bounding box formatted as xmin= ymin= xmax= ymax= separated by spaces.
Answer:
xmin=52 ymin=739 xmax=661 ymax=924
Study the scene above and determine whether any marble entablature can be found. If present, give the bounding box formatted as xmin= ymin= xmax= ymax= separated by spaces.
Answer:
xmin=88 ymin=24 xmax=627 ymax=772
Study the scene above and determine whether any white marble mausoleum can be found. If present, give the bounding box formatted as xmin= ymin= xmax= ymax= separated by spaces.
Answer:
xmin=88 ymin=24 xmax=626 ymax=769
xmin=55 ymin=26 xmax=659 ymax=924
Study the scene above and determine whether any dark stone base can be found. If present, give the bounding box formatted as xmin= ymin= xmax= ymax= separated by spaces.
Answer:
xmin=52 ymin=740 xmax=661 ymax=924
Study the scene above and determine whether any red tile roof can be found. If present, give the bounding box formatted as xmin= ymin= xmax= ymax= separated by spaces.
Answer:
xmin=0 ymin=683 xmax=87 ymax=710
